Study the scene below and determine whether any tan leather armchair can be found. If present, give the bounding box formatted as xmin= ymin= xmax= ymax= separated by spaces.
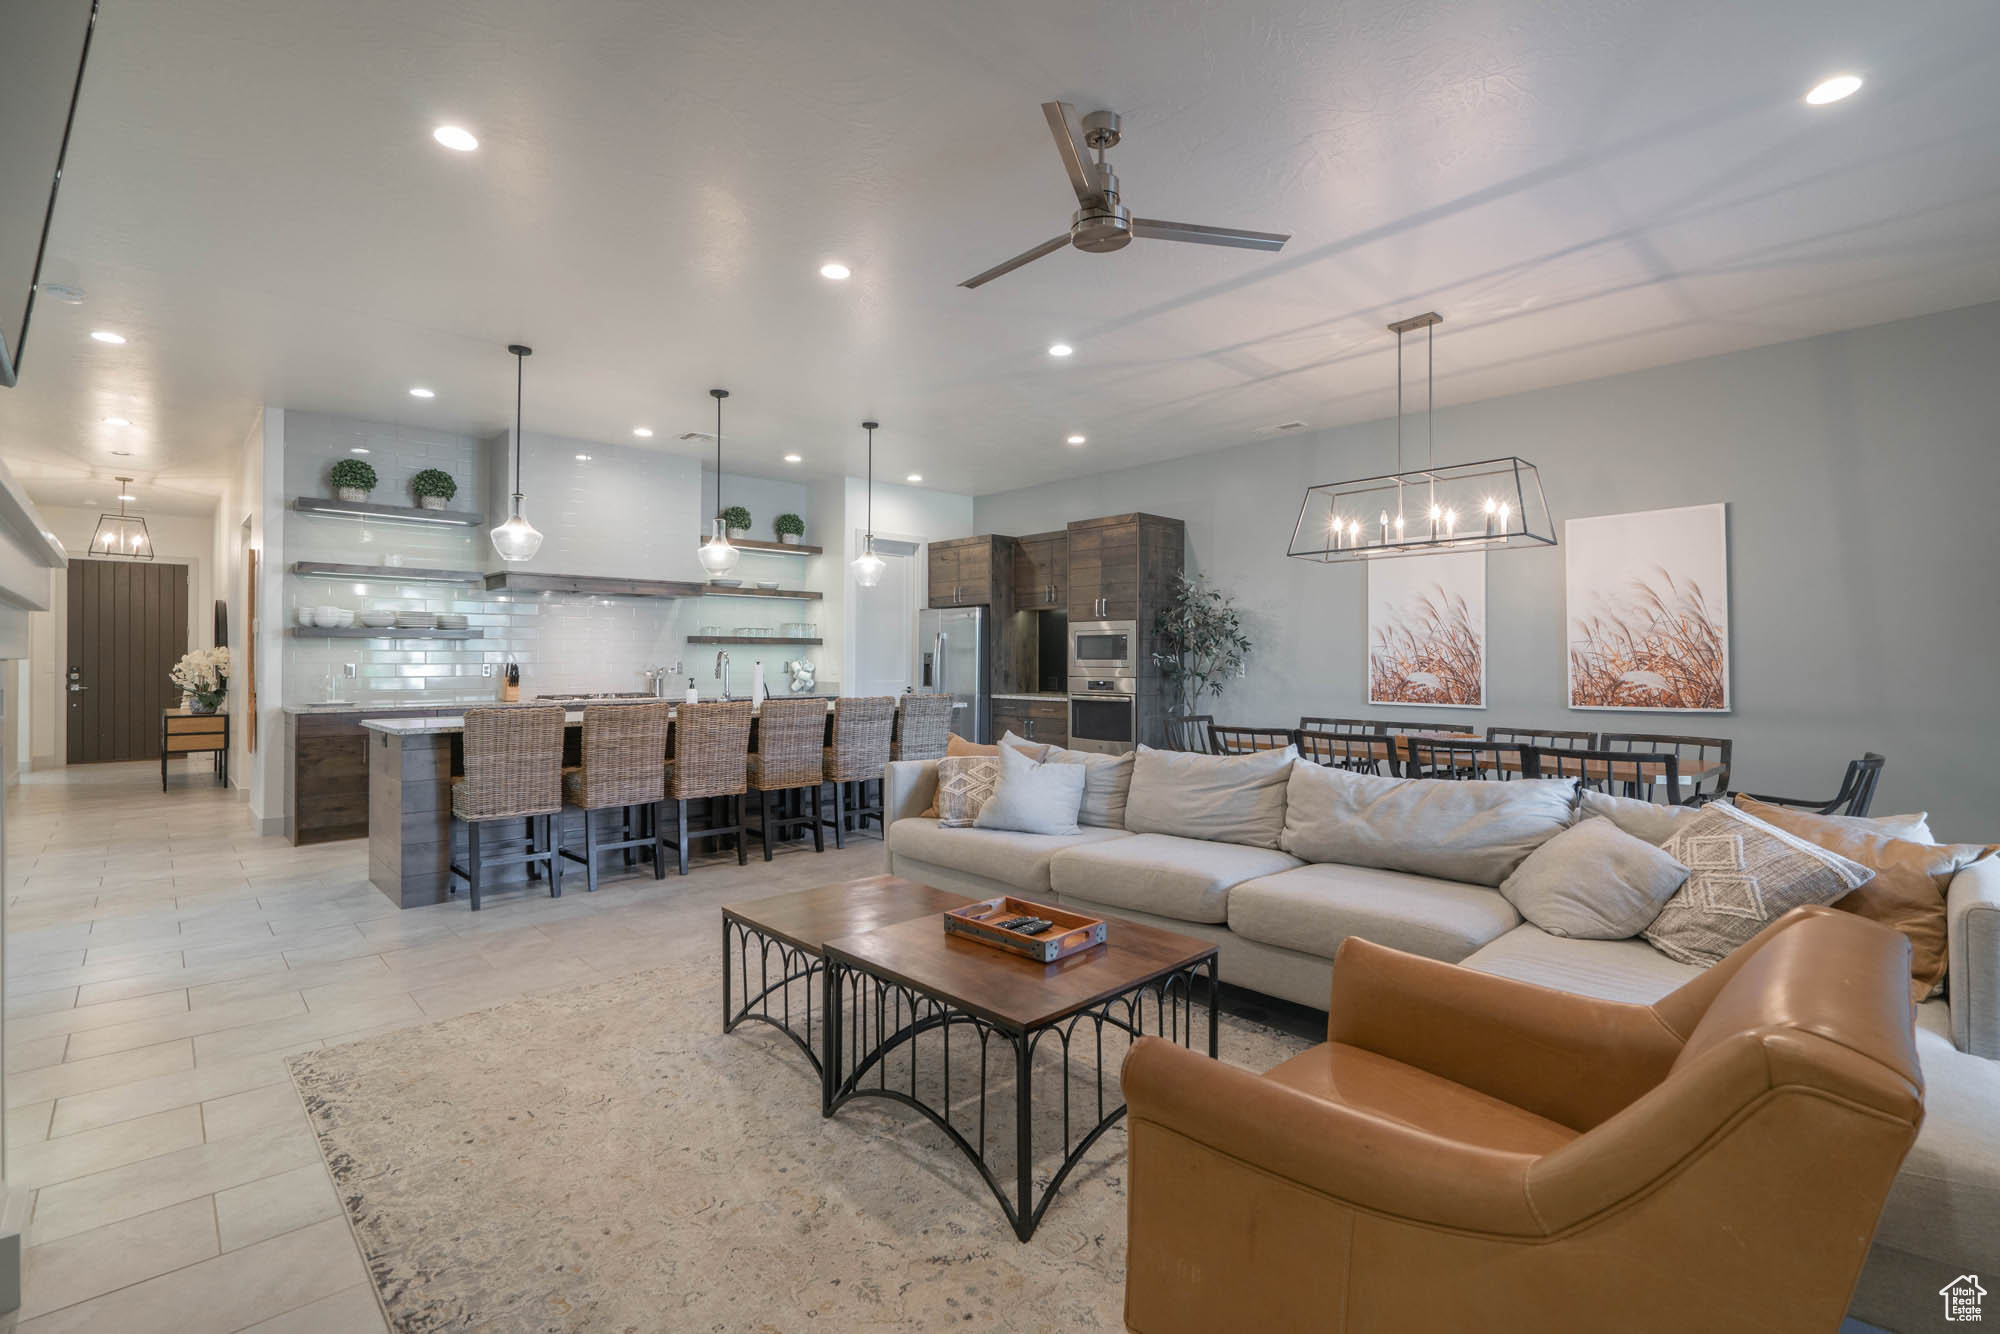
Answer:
xmin=1122 ymin=907 xmax=1924 ymax=1334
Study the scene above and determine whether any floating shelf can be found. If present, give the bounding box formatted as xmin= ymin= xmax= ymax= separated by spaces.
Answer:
xmin=292 ymin=561 xmax=485 ymax=584
xmin=294 ymin=496 xmax=486 ymax=527
xmin=686 ymin=635 xmax=823 ymax=645
xmin=482 ymin=571 xmax=704 ymax=598
xmin=699 ymin=586 xmax=823 ymax=601
xmin=291 ymin=627 xmax=484 ymax=640
xmin=700 ymin=537 xmax=823 ymax=557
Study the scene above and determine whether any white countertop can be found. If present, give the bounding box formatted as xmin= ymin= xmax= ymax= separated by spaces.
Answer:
xmin=990 ymin=692 xmax=1069 ymax=701
xmin=361 ymin=698 xmax=836 ymax=735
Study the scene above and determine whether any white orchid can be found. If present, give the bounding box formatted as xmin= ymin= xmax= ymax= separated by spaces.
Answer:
xmin=170 ymin=646 xmax=231 ymax=704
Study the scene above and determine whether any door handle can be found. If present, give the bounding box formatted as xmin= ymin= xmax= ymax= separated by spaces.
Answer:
xmin=68 ymin=683 xmax=88 ymax=692
xmin=934 ymin=632 xmax=947 ymax=694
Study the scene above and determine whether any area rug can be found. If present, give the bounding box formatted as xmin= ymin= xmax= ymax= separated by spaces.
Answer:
xmin=289 ymin=956 xmax=1308 ymax=1332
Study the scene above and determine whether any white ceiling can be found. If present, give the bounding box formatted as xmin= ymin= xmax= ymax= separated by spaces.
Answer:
xmin=5 ymin=0 xmax=2000 ymax=515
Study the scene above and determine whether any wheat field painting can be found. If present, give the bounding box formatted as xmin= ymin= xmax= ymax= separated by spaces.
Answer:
xmin=1368 ymin=551 xmax=1485 ymax=707
xmin=1565 ymin=503 xmax=1730 ymax=712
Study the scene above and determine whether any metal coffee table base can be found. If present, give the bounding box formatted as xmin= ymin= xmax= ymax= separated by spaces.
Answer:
xmin=721 ymin=913 xmax=825 ymax=1077
xmin=823 ymin=954 xmax=1219 ymax=1242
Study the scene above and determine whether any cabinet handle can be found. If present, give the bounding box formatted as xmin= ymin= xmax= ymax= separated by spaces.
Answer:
xmin=1025 ymin=718 xmax=1035 ymax=738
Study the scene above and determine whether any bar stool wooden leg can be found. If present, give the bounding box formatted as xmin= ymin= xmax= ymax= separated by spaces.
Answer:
xmin=650 ymin=800 xmax=667 ymax=880
xmin=525 ymin=816 xmax=541 ymax=881
xmin=829 ymin=782 xmax=847 ymax=849
xmin=675 ymin=799 xmax=691 ymax=875
xmin=466 ymin=820 xmax=483 ymax=912
xmin=582 ymin=809 xmax=600 ymax=893
xmin=734 ymin=795 xmax=748 ymax=866
xmin=759 ymin=790 xmax=776 ymax=862
xmin=810 ymin=784 xmax=825 ymax=853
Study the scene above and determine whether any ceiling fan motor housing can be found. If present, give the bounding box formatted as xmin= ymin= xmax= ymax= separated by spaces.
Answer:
xmin=1071 ymin=201 xmax=1133 ymax=252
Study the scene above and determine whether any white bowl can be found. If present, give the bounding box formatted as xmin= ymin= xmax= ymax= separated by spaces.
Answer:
xmin=360 ymin=611 xmax=397 ymax=628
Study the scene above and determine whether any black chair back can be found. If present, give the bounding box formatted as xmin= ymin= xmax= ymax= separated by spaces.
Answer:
xmin=1487 ymin=726 xmax=1598 ymax=749
xmin=1404 ymin=738 xmax=1524 ymax=781
xmin=1208 ymin=724 xmax=1296 ymax=755
xmin=1164 ymin=714 xmax=1215 ymax=754
xmin=1734 ymin=752 xmax=1885 ymax=818
xmin=1524 ymin=745 xmax=1683 ymax=805
xmin=1298 ymin=716 xmax=1385 ymax=737
xmin=1296 ymin=728 xmax=1391 ymax=775
xmin=1598 ymin=732 xmax=1731 ymax=799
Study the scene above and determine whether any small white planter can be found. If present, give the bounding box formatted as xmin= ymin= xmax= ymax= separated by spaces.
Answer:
xmin=416 ymin=495 xmax=449 ymax=510
xmin=778 ymin=532 xmax=801 ymax=545
xmin=726 ymin=527 xmax=749 ymax=541
xmin=336 ymin=487 xmax=371 ymax=503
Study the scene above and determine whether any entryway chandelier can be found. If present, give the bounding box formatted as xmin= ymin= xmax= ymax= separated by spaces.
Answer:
xmin=1287 ymin=313 xmax=1554 ymax=564
xmin=88 ymin=477 xmax=153 ymax=558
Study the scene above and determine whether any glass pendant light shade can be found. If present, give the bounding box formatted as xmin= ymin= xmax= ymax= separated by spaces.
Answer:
xmin=851 ymin=419 xmax=885 ymax=586
xmin=490 ymin=344 xmax=543 ymax=562
xmin=698 ymin=387 xmax=741 ymax=576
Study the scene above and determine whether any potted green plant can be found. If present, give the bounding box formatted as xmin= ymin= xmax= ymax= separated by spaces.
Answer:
xmin=170 ymin=646 xmax=229 ymax=715
xmin=721 ymin=505 xmax=753 ymax=541
xmin=1154 ymin=573 xmax=1253 ymax=720
xmin=410 ymin=468 xmax=457 ymax=511
xmin=329 ymin=457 xmax=378 ymax=503
xmin=773 ymin=512 xmax=805 ymax=544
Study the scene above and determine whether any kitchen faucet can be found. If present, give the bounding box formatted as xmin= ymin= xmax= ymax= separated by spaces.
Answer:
xmin=714 ymin=650 xmax=731 ymax=701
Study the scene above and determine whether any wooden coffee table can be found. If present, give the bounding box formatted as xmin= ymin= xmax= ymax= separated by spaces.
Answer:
xmin=721 ymin=875 xmax=974 ymax=1089
xmin=822 ymin=906 xmax=1219 ymax=1241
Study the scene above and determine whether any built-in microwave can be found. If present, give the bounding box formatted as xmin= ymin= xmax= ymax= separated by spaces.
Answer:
xmin=1069 ymin=620 xmax=1137 ymax=676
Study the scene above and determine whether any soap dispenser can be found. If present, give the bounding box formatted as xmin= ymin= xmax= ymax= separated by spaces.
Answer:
xmin=685 ymin=677 xmax=698 ymax=704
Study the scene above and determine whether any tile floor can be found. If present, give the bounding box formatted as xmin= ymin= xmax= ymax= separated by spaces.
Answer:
xmin=3 ymin=759 xmax=885 ymax=1331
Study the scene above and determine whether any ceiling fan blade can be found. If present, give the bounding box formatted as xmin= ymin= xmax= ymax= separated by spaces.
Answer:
xmin=958 ymin=234 xmax=1072 ymax=289
xmin=1042 ymin=101 xmax=1099 ymax=206
xmin=1131 ymin=218 xmax=1291 ymax=251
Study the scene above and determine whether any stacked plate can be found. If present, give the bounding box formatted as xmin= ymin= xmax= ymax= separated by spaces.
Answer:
xmin=437 ymin=613 xmax=469 ymax=630
xmin=396 ymin=612 xmax=438 ymax=630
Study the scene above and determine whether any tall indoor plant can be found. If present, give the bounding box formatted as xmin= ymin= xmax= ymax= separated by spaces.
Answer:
xmin=1154 ymin=574 xmax=1252 ymax=717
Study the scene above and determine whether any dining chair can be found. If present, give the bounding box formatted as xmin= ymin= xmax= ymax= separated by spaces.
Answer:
xmin=746 ymin=696 xmax=828 ymax=859
xmin=1207 ymin=724 xmax=1296 ymax=755
xmin=1730 ymin=752 xmax=1885 ymax=818
xmin=558 ymin=702 xmax=670 ymax=893
xmin=1524 ymin=744 xmax=1684 ymax=805
xmin=1486 ymin=726 xmax=1597 ymax=749
xmin=1295 ymin=727 xmax=1391 ymax=775
xmin=1298 ymin=716 xmax=1385 ymax=737
xmin=1164 ymin=714 xmax=1215 ymax=753
xmin=890 ymin=693 xmax=954 ymax=762
xmin=822 ymin=696 xmax=897 ymax=847
xmin=449 ymin=706 xmax=565 ymax=911
xmin=662 ymin=700 xmax=753 ymax=875
xmin=1599 ymin=732 xmax=1732 ymax=801
xmin=1403 ymin=738 xmax=1524 ymax=781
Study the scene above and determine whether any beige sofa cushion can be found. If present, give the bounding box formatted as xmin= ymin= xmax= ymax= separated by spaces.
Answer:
xmin=1280 ymin=761 xmax=1576 ymax=887
xmin=1460 ymin=923 xmax=1702 ymax=1004
xmin=885 ymin=817 xmax=1129 ymax=896
xmin=1050 ymin=833 xmax=1302 ymax=924
xmin=1498 ymin=816 xmax=1690 ymax=940
xmin=1577 ymin=789 xmax=1701 ymax=845
xmin=1124 ymin=744 xmax=1295 ymax=849
xmin=1226 ymin=862 xmax=1521 ymax=964
xmin=1043 ymin=746 xmax=1135 ymax=828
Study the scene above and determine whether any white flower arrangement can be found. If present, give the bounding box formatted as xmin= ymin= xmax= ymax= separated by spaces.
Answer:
xmin=170 ymin=646 xmax=230 ymax=711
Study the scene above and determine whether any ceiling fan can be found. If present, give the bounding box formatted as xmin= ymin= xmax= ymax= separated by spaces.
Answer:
xmin=959 ymin=101 xmax=1291 ymax=289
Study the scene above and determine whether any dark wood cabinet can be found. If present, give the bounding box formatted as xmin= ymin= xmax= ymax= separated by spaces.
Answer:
xmin=1067 ymin=517 xmax=1145 ymax=621
xmin=1012 ymin=532 xmax=1068 ymax=611
xmin=926 ymin=535 xmax=1005 ymax=609
xmin=991 ymin=696 xmax=1068 ymax=748
xmin=286 ymin=710 xmax=374 ymax=845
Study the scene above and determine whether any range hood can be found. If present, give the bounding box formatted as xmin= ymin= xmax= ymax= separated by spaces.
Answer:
xmin=482 ymin=571 xmax=704 ymax=598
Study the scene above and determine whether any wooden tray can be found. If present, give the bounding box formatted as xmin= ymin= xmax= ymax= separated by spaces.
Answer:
xmin=944 ymin=896 xmax=1107 ymax=964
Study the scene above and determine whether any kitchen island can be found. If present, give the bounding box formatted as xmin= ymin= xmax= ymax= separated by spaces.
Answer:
xmin=360 ymin=701 xmax=834 ymax=907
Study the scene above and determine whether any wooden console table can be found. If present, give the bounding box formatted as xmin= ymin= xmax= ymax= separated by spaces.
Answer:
xmin=162 ymin=708 xmax=229 ymax=790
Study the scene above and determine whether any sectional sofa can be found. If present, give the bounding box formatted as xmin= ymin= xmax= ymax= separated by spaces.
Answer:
xmin=882 ymin=748 xmax=1999 ymax=1330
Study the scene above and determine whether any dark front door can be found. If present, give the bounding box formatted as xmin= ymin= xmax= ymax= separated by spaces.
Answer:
xmin=67 ymin=559 xmax=189 ymax=763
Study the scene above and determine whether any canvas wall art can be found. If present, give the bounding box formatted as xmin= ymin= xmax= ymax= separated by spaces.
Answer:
xmin=1565 ymin=502 xmax=1730 ymax=712
xmin=1367 ymin=550 xmax=1485 ymax=707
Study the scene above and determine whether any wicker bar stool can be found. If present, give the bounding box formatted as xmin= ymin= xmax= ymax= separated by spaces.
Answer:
xmin=558 ymin=702 xmax=671 ymax=892
xmin=662 ymin=699 xmax=753 ymax=875
xmin=449 ymin=706 xmax=565 ymax=911
xmin=820 ymin=696 xmax=897 ymax=848
xmin=890 ymin=693 xmax=954 ymax=762
xmin=745 ymin=696 xmax=827 ymax=860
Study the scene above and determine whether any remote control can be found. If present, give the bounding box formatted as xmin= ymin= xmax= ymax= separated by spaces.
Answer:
xmin=996 ymin=915 xmax=1036 ymax=932
xmin=1017 ymin=919 xmax=1054 ymax=936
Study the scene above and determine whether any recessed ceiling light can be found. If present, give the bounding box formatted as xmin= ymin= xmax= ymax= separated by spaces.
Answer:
xmin=38 ymin=282 xmax=85 ymax=304
xmin=1805 ymin=74 xmax=1863 ymax=105
xmin=1047 ymin=342 xmax=1073 ymax=357
xmin=349 ymin=447 xmax=370 ymax=455
xmin=432 ymin=125 xmax=478 ymax=151
xmin=1274 ymin=420 xmax=1309 ymax=431
xmin=819 ymin=262 xmax=851 ymax=281
xmin=905 ymin=473 xmax=923 ymax=483
xmin=1066 ymin=433 xmax=1087 ymax=445
xmin=89 ymin=330 xmax=125 ymax=344
xmin=408 ymin=386 xmax=435 ymax=399
xmin=574 ymin=453 xmax=592 ymax=462
xmin=783 ymin=453 xmax=802 ymax=464
xmin=109 ymin=449 xmax=131 ymax=457
xmin=632 ymin=427 xmax=653 ymax=438
xmin=102 ymin=416 xmax=131 ymax=427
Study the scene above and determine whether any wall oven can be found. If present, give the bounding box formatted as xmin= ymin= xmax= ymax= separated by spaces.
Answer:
xmin=1069 ymin=620 xmax=1137 ymax=677
xmin=1068 ymin=675 xmax=1135 ymax=755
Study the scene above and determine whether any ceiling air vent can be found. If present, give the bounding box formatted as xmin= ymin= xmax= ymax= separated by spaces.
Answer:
xmin=1274 ymin=421 xmax=1308 ymax=431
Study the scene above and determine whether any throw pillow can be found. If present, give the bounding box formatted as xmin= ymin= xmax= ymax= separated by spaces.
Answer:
xmin=1281 ymin=762 xmax=1578 ymax=887
xmin=1643 ymin=802 xmax=1876 ymax=967
xmin=924 ymin=732 xmax=1047 ymax=816
xmin=975 ymin=744 xmax=1087 ymax=836
xmin=1042 ymin=746 xmax=1135 ymax=828
xmin=996 ymin=730 xmax=1053 ymax=761
xmin=1499 ymin=817 xmax=1690 ymax=939
xmin=1735 ymin=796 xmax=1994 ymax=1002
xmin=933 ymin=755 xmax=1002 ymax=828
xmin=1725 ymin=799 xmax=1932 ymax=844
xmin=1577 ymin=789 xmax=1701 ymax=846
xmin=1124 ymin=744 xmax=1296 ymax=849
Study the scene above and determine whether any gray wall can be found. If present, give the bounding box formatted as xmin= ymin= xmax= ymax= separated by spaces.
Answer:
xmin=974 ymin=301 xmax=2000 ymax=840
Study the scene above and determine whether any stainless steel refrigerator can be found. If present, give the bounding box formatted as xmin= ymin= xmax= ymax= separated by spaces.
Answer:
xmin=917 ymin=606 xmax=988 ymax=743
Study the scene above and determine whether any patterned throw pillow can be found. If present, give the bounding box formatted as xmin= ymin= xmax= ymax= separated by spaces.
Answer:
xmin=934 ymin=756 xmax=1002 ymax=828
xmin=1643 ymin=801 xmax=1876 ymax=967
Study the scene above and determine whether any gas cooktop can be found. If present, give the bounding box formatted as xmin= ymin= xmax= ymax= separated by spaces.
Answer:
xmin=534 ymin=692 xmax=657 ymax=701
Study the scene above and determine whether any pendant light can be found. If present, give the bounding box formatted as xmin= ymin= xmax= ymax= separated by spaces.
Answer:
xmin=851 ymin=420 xmax=886 ymax=587
xmin=489 ymin=343 xmax=545 ymax=562
xmin=1286 ymin=313 xmax=1554 ymax=564
xmin=88 ymin=477 xmax=154 ymax=559
xmin=697 ymin=387 xmax=740 ymax=576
